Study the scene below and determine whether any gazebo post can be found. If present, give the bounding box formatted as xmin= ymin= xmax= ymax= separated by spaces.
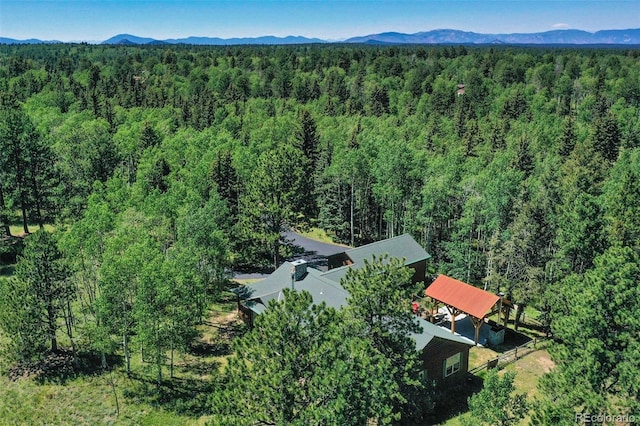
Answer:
xmin=470 ymin=316 xmax=483 ymax=345
xmin=446 ymin=305 xmax=460 ymax=334
xmin=503 ymin=305 xmax=510 ymax=328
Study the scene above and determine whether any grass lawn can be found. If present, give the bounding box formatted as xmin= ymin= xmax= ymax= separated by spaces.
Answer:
xmin=502 ymin=345 xmax=554 ymax=399
xmin=0 ymin=372 xmax=203 ymax=426
xmin=8 ymin=223 xmax=56 ymax=236
xmin=232 ymin=277 xmax=263 ymax=285
xmin=0 ymin=294 xmax=243 ymax=426
xmin=295 ymin=227 xmax=350 ymax=247
xmin=443 ymin=343 xmax=554 ymax=425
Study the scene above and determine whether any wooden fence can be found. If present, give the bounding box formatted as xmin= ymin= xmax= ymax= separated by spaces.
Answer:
xmin=468 ymin=337 xmax=549 ymax=374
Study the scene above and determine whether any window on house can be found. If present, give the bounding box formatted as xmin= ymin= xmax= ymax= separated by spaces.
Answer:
xmin=419 ymin=369 xmax=428 ymax=381
xmin=444 ymin=352 xmax=461 ymax=377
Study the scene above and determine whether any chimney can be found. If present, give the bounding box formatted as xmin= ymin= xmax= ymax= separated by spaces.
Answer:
xmin=291 ymin=259 xmax=308 ymax=282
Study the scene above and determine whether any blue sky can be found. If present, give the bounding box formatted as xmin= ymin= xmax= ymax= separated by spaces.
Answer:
xmin=1 ymin=0 xmax=639 ymax=42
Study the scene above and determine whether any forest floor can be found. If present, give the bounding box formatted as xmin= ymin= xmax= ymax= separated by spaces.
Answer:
xmin=0 ymin=294 xmax=241 ymax=426
xmin=0 ymin=267 xmax=553 ymax=425
xmin=0 ymin=292 xmax=554 ymax=425
xmin=7 ymin=223 xmax=56 ymax=236
xmin=293 ymin=226 xmax=351 ymax=247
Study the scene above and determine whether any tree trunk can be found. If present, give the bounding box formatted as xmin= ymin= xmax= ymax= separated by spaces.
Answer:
xmin=48 ymin=303 xmax=58 ymax=352
xmin=109 ymin=369 xmax=120 ymax=417
xmin=64 ymin=297 xmax=78 ymax=367
xmin=350 ymin=180 xmax=354 ymax=247
xmin=31 ymin=171 xmax=44 ymax=230
xmin=123 ymin=332 xmax=131 ymax=375
xmin=514 ymin=304 xmax=524 ymax=331
xmin=15 ymin=157 xmax=29 ymax=234
xmin=170 ymin=344 xmax=174 ymax=379
xmin=273 ymin=239 xmax=279 ymax=272
xmin=0 ymin=185 xmax=11 ymax=237
xmin=20 ymin=191 xmax=29 ymax=235
xmin=156 ymin=343 xmax=163 ymax=384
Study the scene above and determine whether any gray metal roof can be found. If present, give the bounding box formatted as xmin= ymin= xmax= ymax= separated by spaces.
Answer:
xmin=238 ymin=262 xmax=350 ymax=311
xmin=410 ymin=317 xmax=475 ymax=350
xmin=344 ymin=234 xmax=431 ymax=266
xmin=241 ymin=261 xmax=296 ymax=300
xmin=319 ymin=264 xmax=351 ymax=283
xmin=232 ymin=235 xmax=474 ymax=350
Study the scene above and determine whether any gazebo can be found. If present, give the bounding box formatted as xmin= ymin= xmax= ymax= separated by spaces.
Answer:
xmin=425 ymin=275 xmax=503 ymax=345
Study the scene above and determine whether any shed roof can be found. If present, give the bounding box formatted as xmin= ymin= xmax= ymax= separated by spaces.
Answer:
xmin=425 ymin=275 xmax=500 ymax=319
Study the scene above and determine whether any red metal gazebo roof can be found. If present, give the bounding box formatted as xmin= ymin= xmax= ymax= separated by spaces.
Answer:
xmin=425 ymin=275 xmax=500 ymax=319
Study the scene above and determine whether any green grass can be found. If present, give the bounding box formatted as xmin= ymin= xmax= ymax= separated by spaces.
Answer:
xmin=0 ymin=372 xmax=206 ymax=425
xmin=295 ymin=227 xmax=350 ymax=247
xmin=8 ymin=223 xmax=56 ymax=236
xmin=0 ymin=300 xmax=241 ymax=426
xmin=444 ymin=346 xmax=554 ymax=425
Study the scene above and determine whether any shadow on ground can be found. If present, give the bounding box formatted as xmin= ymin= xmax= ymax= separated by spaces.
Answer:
xmin=123 ymin=372 xmax=217 ymax=416
xmin=427 ymin=374 xmax=484 ymax=424
xmin=439 ymin=316 xmax=534 ymax=353
xmin=7 ymin=350 xmax=123 ymax=385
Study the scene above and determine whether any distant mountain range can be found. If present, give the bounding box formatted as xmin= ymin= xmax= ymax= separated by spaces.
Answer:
xmin=345 ymin=29 xmax=640 ymax=45
xmin=2 ymin=28 xmax=640 ymax=46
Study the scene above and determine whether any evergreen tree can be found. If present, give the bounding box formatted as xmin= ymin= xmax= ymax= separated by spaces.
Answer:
xmin=602 ymin=149 xmax=640 ymax=250
xmin=0 ymin=231 xmax=72 ymax=359
xmin=592 ymin=112 xmax=621 ymax=162
xmin=558 ymin=116 xmax=577 ymax=157
xmin=341 ymin=255 xmax=433 ymax=423
xmin=464 ymin=371 xmax=528 ymax=426
xmin=0 ymin=105 xmax=38 ymax=233
xmin=213 ymin=290 xmax=398 ymax=425
xmin=295 ymin=109 xmax=320 ymax=219
xmin=541 ymin=246 xmax=640 ymax=416
xmin=235 ymin=147 xmax=304 ymax=269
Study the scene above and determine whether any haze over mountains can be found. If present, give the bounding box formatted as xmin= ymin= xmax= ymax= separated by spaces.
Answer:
xmin=2 ymin=28 xmax=640 ymax=46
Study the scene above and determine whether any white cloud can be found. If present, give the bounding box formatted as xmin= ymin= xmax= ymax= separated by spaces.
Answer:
xmin=551 ymin=23 xmax=571 ymax=30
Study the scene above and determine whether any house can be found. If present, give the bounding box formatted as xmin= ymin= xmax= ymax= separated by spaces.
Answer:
xmin=233 ymin=234 xmax=474 ymax=385
xmin=457 ymin=84 xmax=466 ymax=96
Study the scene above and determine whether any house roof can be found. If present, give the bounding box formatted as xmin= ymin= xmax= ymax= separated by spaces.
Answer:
xmin=238 ymin=234 xmax=431 ymax=308
xmin=343 ymin=234 xmax=431 ymax=266
xmin=232 ymin=261 xmax=297 ymax=301
xmin=425 ymin=275 xmax=500 ymax=319
xmin=234 ymin=235 xmax=478 ymax=349
xmin=411 ymin=317 xmax=475 ymax=350
xmin=237 ymin=263 xmax=350 ymax=312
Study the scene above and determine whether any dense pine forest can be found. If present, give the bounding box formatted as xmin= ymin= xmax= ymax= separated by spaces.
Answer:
xmin=0 ymin=43 xmax=639 ymax=424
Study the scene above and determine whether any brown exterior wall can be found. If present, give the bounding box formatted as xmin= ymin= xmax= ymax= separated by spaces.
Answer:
xmin=407 ymin=259 xmax=426 ymax=284
xmin=238 ymin=300 xmax=254 ymax=328
xmin=327 ymin=252 xmax=352 ymax=270
xmin=420 ymin=338 xmax=471 ymax=386
xmin=328 ymin=254 xmax=427 ymax=285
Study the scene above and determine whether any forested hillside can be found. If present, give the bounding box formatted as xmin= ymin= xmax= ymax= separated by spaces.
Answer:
xmin=0 ymin=43 xmax=639 ymax=422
